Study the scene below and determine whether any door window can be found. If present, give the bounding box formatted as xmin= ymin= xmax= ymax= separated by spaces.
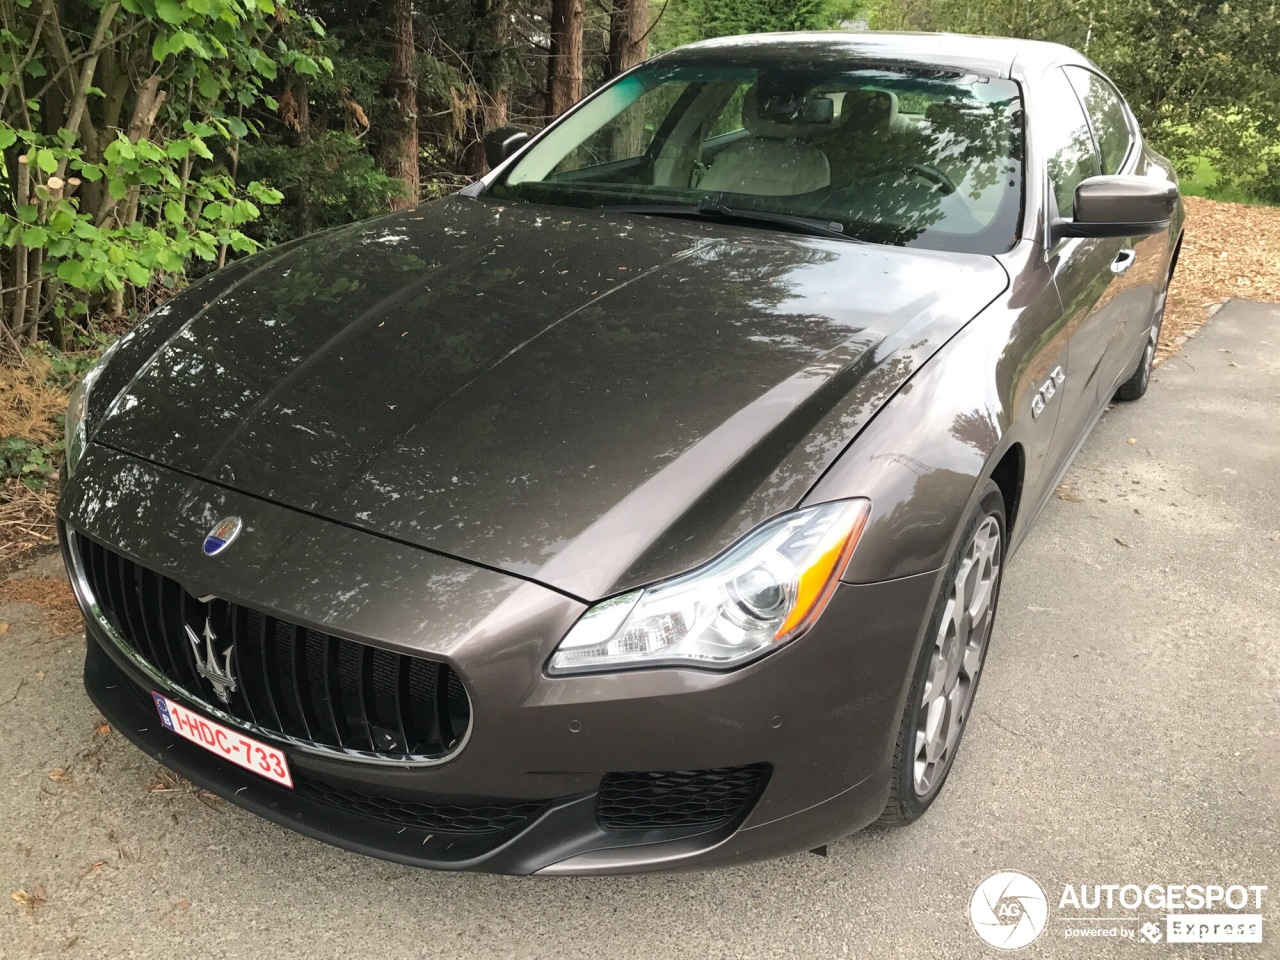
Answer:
xmin=1065 ymin=67 xmax=1134 ymax=174
xmin=548 ymin=80 xmax=691 ymax=175
xmin=1040 ymin=68 xmax=1100 ymax=218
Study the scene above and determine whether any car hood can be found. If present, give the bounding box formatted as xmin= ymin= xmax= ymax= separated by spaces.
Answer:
xmin=93 ymin=196 xmax=1008 ymax=600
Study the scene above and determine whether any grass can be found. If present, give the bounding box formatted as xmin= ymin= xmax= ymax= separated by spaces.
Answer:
xmin=1180 ymin=156 xmax=1278 ymax=206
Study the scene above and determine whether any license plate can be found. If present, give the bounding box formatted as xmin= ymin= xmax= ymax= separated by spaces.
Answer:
xmin=152 ymin=692 xmax=293 ymax=788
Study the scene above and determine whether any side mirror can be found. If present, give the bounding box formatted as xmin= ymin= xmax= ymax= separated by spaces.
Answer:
xmin=484 ymin=126 xmax=530 ymax=169
xmin=1051 ymin=175 xmax=1177 ymax=242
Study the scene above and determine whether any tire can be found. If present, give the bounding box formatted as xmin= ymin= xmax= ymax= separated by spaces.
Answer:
xmin=876 ymin=479 xmax=1006 ymax=827
xmin=1114 ymin=278 xmax=1170 ymax=402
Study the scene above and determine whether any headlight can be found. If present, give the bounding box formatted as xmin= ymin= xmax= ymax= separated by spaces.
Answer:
xmin=63 ymin=338 xmax=119 ymax=478
xmin=63 ymin=375 xmax=90 ymax=478
xmin=548 ymin=499 xmax=871 ymax=674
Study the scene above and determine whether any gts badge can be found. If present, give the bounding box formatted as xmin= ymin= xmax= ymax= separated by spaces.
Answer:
xmin=1031 ymin=366 xmax=1066 ymax=420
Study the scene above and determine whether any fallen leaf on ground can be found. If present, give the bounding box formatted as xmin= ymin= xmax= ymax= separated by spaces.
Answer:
xmin=11 ymin=885 xmax=47 ymax=914
xmin=1159 ymin=197 xmax=1280 ymax=362
xmin=46 ymin=768 xmax=71 ymax=783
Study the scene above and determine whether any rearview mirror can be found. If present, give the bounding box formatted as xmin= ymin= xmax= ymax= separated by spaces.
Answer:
xmin=1051 ymin=175 xmax=1177 ymax=242
xmin=484 ymin=126 xmax=530 ymax=170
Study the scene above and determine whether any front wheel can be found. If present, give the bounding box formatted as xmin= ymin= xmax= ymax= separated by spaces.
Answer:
xmin=876 ymin=480 xmax=1005 ymax=826
xmin=1115 ymin=280 xmax=1170 ymax=402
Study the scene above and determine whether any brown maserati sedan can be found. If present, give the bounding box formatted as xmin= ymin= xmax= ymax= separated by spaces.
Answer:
xmin=59 ymin=32 xmax=1182 ymax=874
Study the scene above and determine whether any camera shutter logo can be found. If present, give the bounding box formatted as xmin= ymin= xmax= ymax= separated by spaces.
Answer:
xmin=970 ymin=871 xmax=1050 ymax=949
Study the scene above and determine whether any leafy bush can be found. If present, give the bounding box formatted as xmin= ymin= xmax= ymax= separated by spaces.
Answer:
xmin=0 ymin=0 xmax=329 ymax=348
xmin=861 ymin=0 xmax=1280 ymax=206
xmin=0 ymin=435 xmax=57 ymax=489
xmin=0 ymin=342 xmax=107 ymax=489
xmin=238 ymin=131 xmax=404 ymax=243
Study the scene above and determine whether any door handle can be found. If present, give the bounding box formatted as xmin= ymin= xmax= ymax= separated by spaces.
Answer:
xmin=1110 ymin=249 xmax=1137 ymax=275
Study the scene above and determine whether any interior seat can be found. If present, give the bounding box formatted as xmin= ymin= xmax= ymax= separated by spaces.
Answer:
xmin=697 ymin=87 xmax=831 ymax=196
xmin=818 ymin=89 xmax=914 ymax=188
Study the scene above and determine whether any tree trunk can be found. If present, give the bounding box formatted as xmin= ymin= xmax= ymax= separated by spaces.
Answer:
xmin=548 ymin=0 xmax=584 ymax=118
xmin=380 ymin=0 xmax=419 ymax=211
xmin=10 ymin=155 xmax=31 ymax=346
xmin=461 ymin=0 xmax=511 ymax=177
xmin=607 ymin=0 xmax=649 ymax=79
xmin=605 ymin=0 xmax=650 ymax=158
xmin=462 ymin=86 xmax=509 ymax=177
xmin=94 ymin=73 xmax=165 ymax=230
xmin=39 ymin=0 xmax=119 ymax=180
xmin=287 ymin=76 xmax=314 ymax=234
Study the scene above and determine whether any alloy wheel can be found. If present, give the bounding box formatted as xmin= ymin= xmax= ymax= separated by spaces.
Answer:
xmin=912 ymin=515 xmax=1003 ymax=798
xmin=1137 ymin=336 xmax=1155 ymax=392
xmin=1141 ymin=290 xmax=1168 ymax=389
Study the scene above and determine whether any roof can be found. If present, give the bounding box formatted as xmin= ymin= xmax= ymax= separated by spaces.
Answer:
xmin=656 ymin=31 xmax=1089 ymax=80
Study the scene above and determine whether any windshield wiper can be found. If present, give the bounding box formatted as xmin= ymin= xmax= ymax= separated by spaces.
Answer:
xmin=599 ymin=199 xmax=857 ymax=242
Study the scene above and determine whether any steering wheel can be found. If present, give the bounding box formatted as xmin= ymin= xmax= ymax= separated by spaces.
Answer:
xmin=899 ymin=162 xmax=959 ymax=195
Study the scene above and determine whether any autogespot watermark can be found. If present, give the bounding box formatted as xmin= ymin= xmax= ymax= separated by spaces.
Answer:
xmin=970 ymin=872 xmax=1050 ymax=949
xmin=969 ymin=873 xmax=1267 ymax=948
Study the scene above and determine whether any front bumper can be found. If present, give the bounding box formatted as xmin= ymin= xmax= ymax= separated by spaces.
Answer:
xmin=65 ymin=444 xmax=940 ymax=874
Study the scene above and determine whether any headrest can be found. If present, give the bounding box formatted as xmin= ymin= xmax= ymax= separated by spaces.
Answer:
xmin=742 ymin=86 xmax=838 ymax=139
xmin=838 ymin=89 xmax=898 ymax=130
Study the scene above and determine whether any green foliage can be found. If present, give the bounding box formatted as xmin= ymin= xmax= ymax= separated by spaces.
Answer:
xmin=0 ymin=0 xmax=325 ymax=344
xmin=238 ymin=131 xmax=404 ymax=242
xmin=863 ymin=0 xmax=1280 ymax=205
xmin=1181 ymin=155 xmax=1275 ymax=206
xmin=0 ymin=434 xmax=57 ymax=489
xmin=4 ymin=123 xmax=283 ymax=294
xmin=0 ymin=340 xmax=110 ymax=489
xmin=26 ymin=337 xmax=115 ymax=386
xmin=3 ymin=0 xmax=1271 ymax=368
xmin=652 ymin=0 xmax=854 ymax=50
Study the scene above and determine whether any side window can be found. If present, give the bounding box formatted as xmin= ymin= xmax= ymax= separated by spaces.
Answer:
xmin=549 ymin=82 xmax=690 ymax=175
xmin=705 ymin=84 xmax=749 ymax=141
xmin=1065 ymin=67 xmax=1133 ymax=174
xmin=1040 ymin=68 xmax=1100 ymax=218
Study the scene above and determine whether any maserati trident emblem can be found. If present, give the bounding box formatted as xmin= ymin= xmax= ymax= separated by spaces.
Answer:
xmin=202 ymin=516 xmax=242 ymax=557
xmin=186 ymin=613 xmax=237 ymax=705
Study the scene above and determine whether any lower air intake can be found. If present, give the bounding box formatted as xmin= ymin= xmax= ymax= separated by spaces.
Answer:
xmin=294 ymin=776 xmax=549 ymax=835
xmin=596 ymin=764 xmax=771 ymax=831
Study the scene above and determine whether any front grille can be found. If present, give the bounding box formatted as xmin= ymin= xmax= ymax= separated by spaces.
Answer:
xmin=74 ymin=535 xmax=471 ymax=763
xmin=294 ymin=776 xmax=548 ymax=835
xmin=597 ymin=764 xmax=770 ymax=831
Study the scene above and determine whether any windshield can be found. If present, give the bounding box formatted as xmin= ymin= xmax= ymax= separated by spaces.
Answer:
xmin=490 ymin=62 xmax=1023 ymax=255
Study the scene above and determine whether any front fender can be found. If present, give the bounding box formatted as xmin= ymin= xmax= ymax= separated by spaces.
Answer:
xmin=804 ymin=241 xmax=1068 ymax=585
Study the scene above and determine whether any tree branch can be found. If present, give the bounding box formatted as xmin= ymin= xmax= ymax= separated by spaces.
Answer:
xmin=40 ymin=0 xmax=120 ymax=180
